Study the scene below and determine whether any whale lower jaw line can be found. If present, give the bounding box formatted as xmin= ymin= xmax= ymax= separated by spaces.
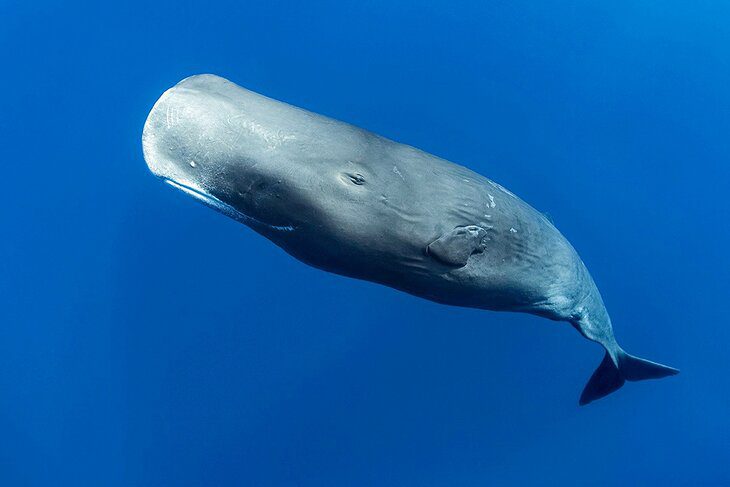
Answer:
xmin=163 ymin=179 xmax=295 ymax=232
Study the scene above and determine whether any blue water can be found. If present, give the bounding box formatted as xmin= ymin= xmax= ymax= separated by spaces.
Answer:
xmin=1 ymin=1 xmax=728 ymax=485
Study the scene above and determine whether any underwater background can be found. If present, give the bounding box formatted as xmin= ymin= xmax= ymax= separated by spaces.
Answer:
xmin=1 ymin=1 xmax=728 ymax=485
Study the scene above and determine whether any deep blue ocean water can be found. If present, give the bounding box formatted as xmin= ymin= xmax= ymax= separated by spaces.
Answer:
xmin=1 ymin=1 xmax=728 ymax=485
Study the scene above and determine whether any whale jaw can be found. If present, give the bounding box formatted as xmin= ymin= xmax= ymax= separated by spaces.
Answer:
xmin=161 ymin=178 xmax=295 ymax=233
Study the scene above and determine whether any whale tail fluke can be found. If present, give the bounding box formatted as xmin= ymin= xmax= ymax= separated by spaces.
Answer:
xmin=579 ymin=349 xmax=679 ymax=406
xmin=579 ymin=352 xmax=624 ymax=405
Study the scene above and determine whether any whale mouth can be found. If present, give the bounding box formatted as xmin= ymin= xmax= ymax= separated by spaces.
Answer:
xmin=163 ymin=179 xmax=236 ymax=216
xmin=163 ymin=178 xmax=295 ymax=232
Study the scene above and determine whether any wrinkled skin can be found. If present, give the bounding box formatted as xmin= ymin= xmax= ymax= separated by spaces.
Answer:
xmin=143 ymin=75 xmax=677 ymax=404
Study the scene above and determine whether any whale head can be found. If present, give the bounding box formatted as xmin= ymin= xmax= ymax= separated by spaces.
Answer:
xmin=142 ymin=74 xmax=396 ymax=276
xmin=141 ymin=75 xmax=326 ymax=234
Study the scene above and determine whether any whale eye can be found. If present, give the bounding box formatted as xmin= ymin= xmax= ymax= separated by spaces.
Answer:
xmin=344 ymin=172 xmax=366 ymax=185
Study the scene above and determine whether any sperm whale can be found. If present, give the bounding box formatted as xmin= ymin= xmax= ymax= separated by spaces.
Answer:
xmin=142 ymin=74 xmax=678 ymax=404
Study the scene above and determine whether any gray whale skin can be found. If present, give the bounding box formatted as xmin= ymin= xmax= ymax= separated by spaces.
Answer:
xmin=143 ymin=74 xmax=678 ymax=405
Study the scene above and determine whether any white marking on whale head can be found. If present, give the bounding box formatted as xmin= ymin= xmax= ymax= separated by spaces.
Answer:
xmin=392 ymin=165 xmax=405 ymax=181
xmin=227 ymin=115 xmax=297 ymax=150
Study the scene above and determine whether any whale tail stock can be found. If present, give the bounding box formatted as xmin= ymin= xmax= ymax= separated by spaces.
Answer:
xmin=568 ymin=286 xmax=679 ymax=405
xmin=579 ymin=348 xmax=679 ymax=405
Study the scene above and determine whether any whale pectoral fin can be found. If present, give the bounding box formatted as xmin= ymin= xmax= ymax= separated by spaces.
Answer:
xmin=427 ymin=225 xmax=488 ymax=267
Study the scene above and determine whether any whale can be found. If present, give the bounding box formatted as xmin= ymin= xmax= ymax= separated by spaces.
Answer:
xmin=142 ymin=74 xmax=678 ymax=405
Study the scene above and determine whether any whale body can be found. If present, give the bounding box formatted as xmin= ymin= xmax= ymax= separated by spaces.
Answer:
xmin=142 ymin=74 xmax=678 ymax=404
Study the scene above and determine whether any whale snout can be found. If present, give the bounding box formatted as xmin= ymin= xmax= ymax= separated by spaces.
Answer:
xmin=142 ymin=77 xmax=219 ymax=185
xmin=142 ymin=74 xmax=280 ymax=194
xmin=142 ymin=76 xmax=239 ymax=216
xmin=142 ymin=75 xmax=300 ymax=233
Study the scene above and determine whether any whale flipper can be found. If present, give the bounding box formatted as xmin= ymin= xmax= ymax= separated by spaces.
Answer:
xmin=427 ymin=225 xmax=488 ymax=267
xmin=580 ymin=349 xmax=679 ymax=405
